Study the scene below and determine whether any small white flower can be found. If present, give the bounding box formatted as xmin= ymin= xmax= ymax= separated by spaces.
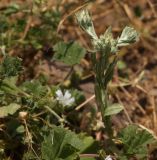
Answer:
xmin=105 ymin=155 xmax=112 ymax=160
xmin=55 ymin=89 xmax=75 ymax=107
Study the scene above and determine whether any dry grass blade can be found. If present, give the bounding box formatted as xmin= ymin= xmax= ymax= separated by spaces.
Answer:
xmin=57 ymin=2 xmax=90 ymax=34
xmin=147 ymin=0 xmax=157 ymax=18
xmin=75 ymin=94 xmax=95 ymax=111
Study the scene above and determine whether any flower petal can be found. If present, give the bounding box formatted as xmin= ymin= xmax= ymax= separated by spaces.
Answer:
xmin=68 ymin=97 xmax=75 ymax=105
xmin=56 ymin=89 xmax=63 ymax=98
xmin=56 ymin=89 xmax=75 ymax=107
xmin=64 ymin=90 xmax=71 ymax=99
xmin=105 ymin=155 xmax=112 ymax=160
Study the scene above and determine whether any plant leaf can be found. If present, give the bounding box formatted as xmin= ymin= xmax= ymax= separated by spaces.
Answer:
xmin=0 ymin=103 xmax=21 ymax=118
xmin=0 ymin=77 xmax=19 ymax=95
xmin=103 ymin=57 xmax=117 ymax=88
xmin=54 ymin=41 xmax=86 ymax=65
xmin=118 ymin=125 xmax=155 ymax=159
xmin=104 ymin=103 xmax=123 ymax=116
xmin=0 ymin=56 xmax=22 ymax=78
xmin=79 ymin=134 xmax=100 ymax=160
xmin=41 ymin=126 xmax=82 ymax=160
xmin=22 ymin=80 xmax=47 ymax=98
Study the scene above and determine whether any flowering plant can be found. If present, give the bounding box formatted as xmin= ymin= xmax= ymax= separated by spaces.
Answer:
xmin=75 ymin=8 xmax=155 ymax=160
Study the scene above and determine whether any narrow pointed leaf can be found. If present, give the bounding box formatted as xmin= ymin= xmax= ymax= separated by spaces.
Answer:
xmin=104 ymin=103 xmax=124 ymax=116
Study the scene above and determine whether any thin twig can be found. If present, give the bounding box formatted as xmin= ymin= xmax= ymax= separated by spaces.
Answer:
xmin=24 ymin=120 xmax=41 ymax=160
xmin=120 ymin=86 xmax=146 ymax=115
xmin=136 ymin=85 xmax=147 ymax=94
xmin=21 ymin=0 xmax=33 ymax=40
xmin=116 ymin=0 xmax=142 ymax=29
xmin=150 ymin=96 xmax=157 ymax=132
xmin=79 ymin=154 xmax=99 ymax=158
xmin=44 ymin=105 xmax=64 ymax=123
xmin=115 ymin=94 xmax=133 ymax=124
xmin=135 ymin=102 xmax=146 ymax=115
xmin=63 ymin=66 xmax=73 ymax=81
xmin=147 ymin=0 xmax=157 ymax=18
xmin=57 ymin=3 xmax=89 ymax=33
xmin=32 ymin=111 xmax=47 ymax=118
xmin=75 ymin=94 xmax=95 ymax=111
xmin=74 ymin=27 xmax=90 ymax=49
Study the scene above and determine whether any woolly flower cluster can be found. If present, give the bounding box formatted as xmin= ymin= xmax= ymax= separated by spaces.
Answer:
xmin=75 ymin=9 xmax=139 ymax=53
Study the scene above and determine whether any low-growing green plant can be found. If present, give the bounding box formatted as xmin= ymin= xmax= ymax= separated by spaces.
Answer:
xmin=0 ymin=54 xmax=86 ymax=159
xmin=0 ymin=0 xmax=61 ymax=51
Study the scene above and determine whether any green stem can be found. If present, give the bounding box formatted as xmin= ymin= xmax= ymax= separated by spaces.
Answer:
xmin=94 ymin=79 xmax=114 ymax=150
xmin=104 ymin=116 xmax=113 ymax=139
xmin=92 ymin=51 xmax=114 ymax=148
xmin=99 ymin=87 xmax=113 ymax=139
xmin=44 ymin=105 xmax=64 ymax=125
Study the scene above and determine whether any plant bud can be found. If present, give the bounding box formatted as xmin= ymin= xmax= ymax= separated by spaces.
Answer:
xmin=19 ymin=111 xmax=28 ymax=120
